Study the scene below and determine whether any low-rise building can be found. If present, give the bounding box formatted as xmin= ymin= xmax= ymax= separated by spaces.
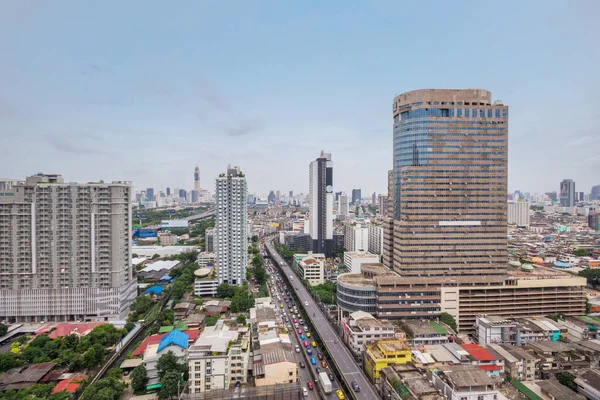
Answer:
xmin=431 ymin=364 xmax=505 ymax=400
xmin=492 ymin=344 xmax=538 ymax=381
xmin=342 ymin=311 xmax=397 ymax=355
xmin=364 ymin=339 xmax=411 ymax=383
xmin=253 ymin=341 xmax=298 ymax=386
xmin=343 ymin=251 xmax=380 ymax=274
xmin=401 ymin=320 xmax=455 ymax=346
xmin=291 ymin=253 xmax=325 ymax=285
xmin=574 ymin=369 xmax=600 ymax=400
xmin=460 ymin=344 xmax=502 ymax=377
xmin=143 ymin=329 xmax=189 ymax=385
xmin=158 ymin=232 xmax=178 ymax=245
xmin=476 ymin=316 xmax=516 ymax=345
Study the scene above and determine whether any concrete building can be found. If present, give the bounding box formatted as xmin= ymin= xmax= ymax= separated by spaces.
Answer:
xmin=401 ymin=320 xmax=455 ymax=346
xmin=291 ymin=253 xmax=325 ymax=285
xmin=387 ymin=89 xmax=508 ymax=281
xmin=194 ymin=166 xmax=201 ymax=191
xmin=193 ymin=252 xmax=218 ymax=296
xmin=476 ymin=316 xmax=516 ymax=345
xmin=338 ymin=192 xmax=349 ymax=217
xmin=431 ymin=364 xmax=504 ymax=400
xmin=343 ymin=251 xmax=379 ymax=274
xmin=308 ymin=151 xmax=334 ymax=256
xmin=364 ymin=340 xmax=412 ymax=384
xmin=574 ymin=369 xmax=600 ymax=400
xmin=144 ymin=329 xmax=189 ymax=385
xmin=188 ymin=323 xmax=250 ymax=394
xmin=378 ymin=195 xmax=388 ymax=216
xmin=146 ymin=188 xmax=155 ymax=202
xmin=253 ymin=342 xmax=298 ymax=387
xmin=204 ymin=227 xmax=215 ymax=252
xmin=352 ymin=189 xmax=361 ymax=204
xmin=508 ymin=200 xmax=530 ymax=227
xmin=215 ymin=165 xmax=247 ymax=286
xmin=368 ymin=224 xmax=384 ymax=255
xmin=560 ymin=179 xmax=576 ymax=207
xmin=342 ymin=311 xmax=396 ymax=355
xmin=0 ymin=173 xmax=136 ymax=323
xmin=591 ymin=185 xmax=600 ymax=201
xmin=344 ymin=222 xmax=369 ymax=252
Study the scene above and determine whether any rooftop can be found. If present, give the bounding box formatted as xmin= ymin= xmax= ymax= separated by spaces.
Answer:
xmin=140 ymin=260 xmax=181 ymax=273
xmin=337 ymin=273 xmax=376 ymax=287
xmin=460 ymin=344 xmax=496 ymax=362
xmin=537 ymin=379 xmax=585 ymax=400
xmin=157 ymin=329 xmax=189 ymax=352
xmin=575 ymin=369 xmax=600 ymax=392
xmin=437 ymin=364 xmax=496 ymax=389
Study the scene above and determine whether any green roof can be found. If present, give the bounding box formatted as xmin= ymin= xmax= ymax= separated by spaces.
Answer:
xmin=429 ymin=321 xmax=447 ymax=334
xmin=174 ymin=321 xmax=188 ymax=331
xmin=511 ymin=379 xmax=543 ymax=400
xmin=159 ymin=326 xmax=174 ymax=333
xmin=146 ymin=383 xmax=162 ymax=390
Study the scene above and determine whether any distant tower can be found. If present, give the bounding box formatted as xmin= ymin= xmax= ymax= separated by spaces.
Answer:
xmin=194 ymin=166 xmax=200 ymax=191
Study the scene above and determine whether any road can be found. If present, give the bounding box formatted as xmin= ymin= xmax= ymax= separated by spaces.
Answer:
xmin=265 ymin=239 xmax=380 ymax=400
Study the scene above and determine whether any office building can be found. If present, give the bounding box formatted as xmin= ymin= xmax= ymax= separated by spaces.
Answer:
xmin=267 ymin=191 xmax=276 ymax=205
xmin=0 ymin=173 xmax=136 ymax=323
xmin=194 ymin=166 xmax=201 ymax=191
xmin=387 ymin=89 xmax=508 ymax=280
xmin=338 ymin=192 xmax=349 ymax=217
xmin=191 ymin=190 xmax=199 ymax=203
xmin=371 ymin=192 xmax=376 ymax=206
xmin=378 ymin=195 xmax=388 ymax=216
xmin=507 ymin=200 xmax=530 ymax=227
xmin=166 ymin=187 xmax=171 ymax=196
xmin=368 ymin=224 xmax=384 ymax=255
xmin=343 ymin=251 xmax=379 ymax=274
xmin=146 ymin=188 xmax=155 ymax=202
xmin=215 ymin=165 xmax=247 ymax=286
xmin=291 ymin=253 xmax=325 ymax=285
xmin=560 ymin=179 xmax=576 ymax=207
xmin=344 ymin=222 xmax=369 ymax=252
xmin=179 ymin=189 xmax=187 ymax=199
xmin=308 ymin=151 xmax=334 ymax=256
xmin=591 ymin=185 xmax=600 ymax=201
xmin=352 ymin=189 xmax=361 ymax=204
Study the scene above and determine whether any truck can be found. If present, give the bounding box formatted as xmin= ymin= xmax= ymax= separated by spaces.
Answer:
xmin=318 ymin=371 xmax=332 ymax=394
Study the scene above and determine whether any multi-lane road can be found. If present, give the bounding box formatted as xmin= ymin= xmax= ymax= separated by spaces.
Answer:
xmin=265 ymin=239 xmax=380 ymax=400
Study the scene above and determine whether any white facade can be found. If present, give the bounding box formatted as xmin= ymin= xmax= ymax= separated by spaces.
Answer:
xmin=507 ymin=201 xmax=530 ymax=227
xmin=343 ymin=251 xmax=379 ymax=274
xmin=344 ymin=223 xmax=369 ymax=252
xmin=368 ymin=224 xmax=384 ymax=255
xmin=338 ymin=193 xmax=349 ymax=216
xmin=215 ymin=165 xmax=248 ymax=286
xmin=292 ymin=253 xmax=325 ymax=285
xmin=343 ymin=312 xmax=395 ymax=354
xmin=143 ymin=342 xmax=188 ymax=385
xmin=0 ymin=174 xmax=136 ymax=323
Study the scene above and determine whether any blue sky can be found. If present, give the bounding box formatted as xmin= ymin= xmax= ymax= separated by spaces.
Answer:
xmin=1 ymin=1 xmax=599 ymax=196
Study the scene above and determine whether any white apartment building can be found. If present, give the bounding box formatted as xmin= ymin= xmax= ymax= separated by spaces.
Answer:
xmin=0 ymin=174 xmax=137 ymax=323
xmin=338 ymin=193 xmax=349 ymax=217
xmin=188 ymin=323 xmax=250 ymax=394
xmin=215 ymin=165 xmax=248 ymax=286
xmin=292 ymin=253 xmax=325 ymax=285
xmin=343 ymin=251 xmax=379 ymax=274
xmin=508 ymin=201 xmax=530 ymax=227
xmin=368 ymin=224 xmax=384 ymax=255
xmin=344 ymin=222 xmax=369 ymax=252
xmin=143 ymin=329 xmax=189 ymax=384
xmin=342 ymin=311 xmax=396 ymax=355
xmin=431 ymin=365 xmax=506 ymax=400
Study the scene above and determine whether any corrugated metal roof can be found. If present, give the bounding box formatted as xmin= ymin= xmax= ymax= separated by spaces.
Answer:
xmin=157 ymin=329 xmax=189 ymax=353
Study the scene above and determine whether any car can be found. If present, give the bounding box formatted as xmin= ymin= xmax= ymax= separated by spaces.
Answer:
xmin=307 ymin=381 xmax=314 ymax=390
xmin=297 ymin=313 xmax=302 ymax=318
xmin=303 ymin=341 xmax=309 ymax=347
xmin=328 ymin=373 xmax=335 ymax=382
xmin=299 ymin=334 xmax=305 ymax=340
xmin=351 ymin=381 xmax=360 ymax=392
xmin=299 ymin=361 xmax=305 ymax=368
xmin=295 ymin=345 xmax=300 ymax=353
xmin=303 ymin=326 xmax=309 ymax=332
xmin=321 ymin=360 xmax=327 ymax=368
xmin=302 ymin=387 xmax=308 ymax=398
xmin=306 ymin=332 xmax=311 ymax=337
xmin=295 ymin=286 xmax=299 ymax=290
xmin=311 ymin=341 xmax=317 ymax=348
xmin=316 ymin=367 xmax=321 ymax=374
xmin=317 ymin=352 xmax=323 ymax=360
xmin=299 ymin=318 xmax=304 ymax=324
xmin=280 ymin=303 xmax=284 ymax=308
xmin=293 ymin=318 xmax=297 ymax=323
xmin=307 ymin=348 xmax=312 ymax=355
xmin=297 ymin=329 xmax=302 ymax=334
xmin=336 ymin=389 xmax=345 ymax=399
xmin=305 ymin=301 xmax=309 ymax=306
xmin=310 ymin=357 xmax=316 ymax=365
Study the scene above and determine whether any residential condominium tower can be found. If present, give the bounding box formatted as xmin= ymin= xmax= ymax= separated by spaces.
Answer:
xmin=559 ymin=179 xmax=576 ymax=207
xmin=308 ymin=151 xmax=334 ymax=257
xmin=386 ymin=89 xmax=508 ymax=281
xmin=0 ymin=173 xmax=136 ymax=323
xmin=215 ymin=165 xmax=247 ymax=286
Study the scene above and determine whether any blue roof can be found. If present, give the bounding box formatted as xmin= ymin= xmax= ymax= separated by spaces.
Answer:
xmin=143 ymin=285 xmax=164 ymax=295
xmin=554 ymin=261 xmax=569 ymax=267
xmin=159 ymin=275 xmax=173 ymax=281
xmin=157 ymin=329 xmax=189 ymax=353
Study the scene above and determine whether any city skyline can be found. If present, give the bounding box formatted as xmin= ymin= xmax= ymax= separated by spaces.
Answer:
xmin=1 ymin=2 xmax=599 ymax=194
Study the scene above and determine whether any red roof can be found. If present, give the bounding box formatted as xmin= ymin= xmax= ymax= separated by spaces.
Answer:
xmin=479 ymin=364 xmax=501 ymax=371
xmin=48 ymin=323 xmax=107 ymax=339
xmin=132 ymin=330 xmax=200 ymax=356
xmin=460 ymin=344 xmax=496 ymax=362
xmin=52 ymin=377 xmax=84 ymax=394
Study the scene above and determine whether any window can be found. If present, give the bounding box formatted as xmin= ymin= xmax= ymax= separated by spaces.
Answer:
xmin=487 ymin=109 xmax=492 ymax=118
xmin=465 ymin=108 xmax=469 ymax=118
xmin=457 ymin=108 xmax=463 ymax=117
xmin=495 ymin=109 xmax=500 ymax=118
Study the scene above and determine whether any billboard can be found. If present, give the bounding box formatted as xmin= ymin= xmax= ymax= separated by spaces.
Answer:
xmin=161 ymin=220 xmax=189 ymax=229
xmin=560 ymin=181 xmax=569 ymax=198
xmin=133 ymin=228 xmax=157 ymax=238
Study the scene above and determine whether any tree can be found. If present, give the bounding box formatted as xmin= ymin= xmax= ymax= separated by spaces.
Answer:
xmin=152 ymin=253 xmax=161 ymax=260
xmin=439 ymin=312 xmax=457 ymax=333
xmin=574 ymin=248 xmax=591 ymax=257
xmin=205 ymin=315 xmax=219 ymax=326
xmin=131 ymin=364 xmax=148 ymax=392
xmin=216 ymin=283 xmax=237 ymax=298
xmin=251 ymin=235 xmax=259 ymax=243
xmin=83 ymin=343 xmax=105 ymax=367
xmin=124 ymin=321 xmax=136 ymax=332
xmin=557 ymin=371 xmax=577 ymax=391
xmin=129 ymin=295 xmax=155 ymax=319
xmin=25 ymin=383 xmax=53 ymax=398
xmin=159 ymin=371 xmax=181 ymax=399
xmin=254 ymin=265 xmax=267 ymax=285
xmin=21 ymin=345 xmax=43 ymax=363
xmin=80 ymin=377 xmax=126 ymax=400
xmin=157 ymin=309 xmax=175 ymax=327
xmin=0 ymin=323 xmax=8 ymax=336
xmin=156 ymin=352 xmax=185 ymax=380
xmin=0 ymin=353 xmax=21 ymax=373
xmin=230 ymin=285 xmax=255 ymax=313
xmin=236 ymin=314 xmax=247 ymax=325
xmin=579 ymin=268 xmax=600 ymax=287
xmin=586 ymin=297 xmax=592 ymax=314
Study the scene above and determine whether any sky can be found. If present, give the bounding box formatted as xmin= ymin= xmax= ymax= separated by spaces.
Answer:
xmin=1 ymin=1 xmax=599 ymax=197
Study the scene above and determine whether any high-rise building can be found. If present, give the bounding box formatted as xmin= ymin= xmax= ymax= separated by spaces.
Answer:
xmin=205 ymin=227 xmax=216 ymax=252
xmin=508 ymin=200 xmax=530 ymax=227
xmin=267 ymin=191 xmax=276 ymax=205
xmin=166 ymin=187 xmax=171 ymax=196
xmin=308 ymin=151 xmax=334 ymax=257
xmin=371 ymin=192 xmax=376 ymax=206
xmin=579 ymin=191 xmax=585 ymax=202
xmin=591 ymin=185 xmax=600 ymax=201
xmin=276 ymin=190 xmax=281 ymax=200
xmin=194 ymin=166 xmax=201 ymax=191
xmin=559 ymin=179 xmax=576 ymax=207
xmin=191 ymin=190 xmax=199 ymax=203
xmin=179 ymin=189 xmax=187 ymax=199
xmin=338 ymin=192 xmax=349 ymax=216
xmin=0 ymin=173 xmax=136 ymax=322
xmin=344 ymin=222 xmax=369 ymax=252
xmin=289 ymin=190 xmax=293 ymax=198
xmin=215 ymin=165 xmax=247 ymax=286
xmin=351 ymin=189 xmax=361 ymax=204
xmin=378 ymin=195 xmax=388 ymax=216
xmin=146 ymin=188 xmax=155 ymax=202
xmin=387 ymin=89 xmax=508 ymax=280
